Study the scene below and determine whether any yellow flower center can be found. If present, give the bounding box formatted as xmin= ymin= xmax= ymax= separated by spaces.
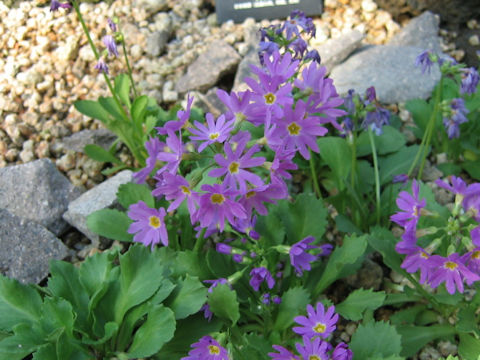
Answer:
xmin=209 ymin=132 xmax=220 ymax=140
xmin=246 ymin=190 xmax=256 ymax=199
xmin=472 ymin=251 xmax=480 ymax=260
xmin=420 ymin=252 xmax=429 ymax=259
xmin=264 ymin=92 xmax=276 ymax=105
xmin=444 ymin=261 xmax=458 ymax=270
xmin=180 ymin=185 xmax=191 ymax=195
xmin=313 ymin=322 xmax=326 ymax=334
xmin=229 ymin=162 xmax=240 ymax=174
xmin=149 ymin=216 xmax=161 ymax=229
xmin=287 ymin=122 xmax=301 ymax=135
xmin=309 ymin=356 xmax=320 ymax=360
xmin=235 ymin=112 xmax=246 ymax=123
xmin=208 ymin=345 xmax=220 ymax=355
xmin=211 ymin=193 xmax=225 ymax=205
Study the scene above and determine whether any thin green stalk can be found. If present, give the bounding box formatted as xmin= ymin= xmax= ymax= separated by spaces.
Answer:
xmin=309 ymin=150 xmax=322 ymax=199
xmin=193 ymin=227 xmax=207 ymax=253
xmin=350 ymin=131 xmax=357 ymax=190
xmin=407 ymin=77 xmax=444 ymax=179
xmin=120 ymin=39 xmax=138 ymax=98
xmin=368 ymin=129 xmax=381 ymax=225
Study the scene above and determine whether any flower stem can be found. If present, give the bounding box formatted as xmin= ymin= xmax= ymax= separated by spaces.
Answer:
xmin=368 ymin=128 xmax=381 ymax=225
xmin=120 ymin=38 xmax=138 ymax=98
xmin=309 ymin=150 xmax=322 ymax=199
xmin=193 ymin=227 xmax=207 ymax=253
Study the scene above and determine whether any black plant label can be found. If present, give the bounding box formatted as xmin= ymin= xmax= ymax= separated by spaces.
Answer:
xmin=215 ymin=0 xmax=323 ymax=23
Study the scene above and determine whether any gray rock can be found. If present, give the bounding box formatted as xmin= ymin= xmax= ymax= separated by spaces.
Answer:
xmin=146 ymin=30 xmax=169 ymax=57
xmin=329 ymin=45 xmax=441 ymax=104
xmin=316 ymin=30 xmax=365 ymax=73
xmin=63 ymin=170 xmax=133 ymax=245
xmin=345 ymin=258 xmax=383 ymax=290
xmin=134 ymin=0 xmax=169 ymax=16
xmin=175 ymin=40 xmax=241 ymax=94
xmin=389 ymin=11 xmax=442 ymax=54
xmin=0 ymin=208 xmax=68 ymax=284
xmin=61 ymin=128 xmax=118 ymax=153
xmin=232 ymin=47 xmax=260 ymax=93
xmin=0 ymin=159 xmax=82 ymax=236
xmin=191 ymin=87 xmax=229 ymax=118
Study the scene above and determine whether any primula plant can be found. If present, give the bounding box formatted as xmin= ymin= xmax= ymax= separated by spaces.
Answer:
xmin=4 ymin=1 xmax=480 ymax=359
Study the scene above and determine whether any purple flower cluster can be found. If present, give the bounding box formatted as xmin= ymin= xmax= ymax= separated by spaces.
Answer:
xmin=269 ymin=302 xmax=352 ymax=360
xmin=442 ymin=98 xmax=469 ymax=139
xmin=390 ymin=177 xmax=480 ymax=294
xmin=182 ymin=335 xmax=229 ymax=360
xmin=93 ymin=18 xmax=120 ymax=74
xmin=129 ymin=46 xmax=344 ymax=244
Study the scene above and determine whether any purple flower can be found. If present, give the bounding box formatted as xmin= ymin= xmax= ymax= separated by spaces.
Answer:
xmin=289 ymin=236 xmax=318 ymax=276
xmin=415 ymin=50 xmax=435 ymax=74
xmin=201 ymin=303 xmax=213 ymax=322
xmin=133 ymin=137 xmax=164 ymax=184
xmin=393 ymin=174 xmax=409 ymax=184
xmin=209 ymin=137 xmax=265 ymax=195
xmin=332 ymin=342 xmax=353 ymax=360
xmin=293 ymin=302 xmax=339 ymax=339
xmin=318 ymin=243 xmax=333 ymax=257
xmin=50 ymin=0 xmax=71 ymax=11
xmin=400 ymin=246 xmax=432 ymax=284
xmin=249 ymin=266 xmax=275 ymax=291
xmin=304 ymin=50 xmax=321 ymax=64
xmin=94 ymin=58 xmax=109 ymax=74
xmin=460 ymin=67 xmax=479 ymax=95
xmin=365 ymin=86 xmax=377 ymax=102
xmin=127 ymin=201 xmax=168 ymax=249
xmin=295 ymin=336 xmax=329 ymax=360
xmin=435 ymin=175 xmax=467 ymax=196
xmin=182 ymin=335 xmax=229 ymax=360
xmin=289 ymin=38 xmax=308 ymax=59
xmin=443 ymin=98 xmax=469 ymax=139
xmin=157 ymin=95 xmax=194 ymax=135
xmin=102 ymin=35 xmax=119 ymax=57
xmin=232 ymin=215 xmax=260 ymax=240
xmin=252 ymin=51 xmax=299 ymax=85
xmin=395 ymin=222 xmax=419 ymax=255
xmin=216 ymin=243 xmax=232 ymax=255
xmin=216 ymin=89 xmax=252 ymax=124
xmin=268 ymin=345 xmax=300 ymax=360
xmin=272 ymin=295 xmax=281 ymax=304
xmin=390 ymin=180 xmax=426 ymax=229
xmin=152 ymin=172 xmax=198 ymax=217
xmin=239 ymin=183 xmax=284 ymax=217
xmin=463 ymin=248 xmax=480 ymax=274
xmin=270 ymin=100 xmax=328 ymax=160
xmin=108 ymin=18 xmax=117 ymax=32
xmin=196 ymin=183 xmax=247 ymax=232
xmin=189 ymin=113 xmax=234 ymax=152
xmin=428 ymin=253 xmax=480 ymax=294
xmin=156 ymin=130 xmax=185 ymax=175
xmin=363 ymin=107 xmax=390 ymax=135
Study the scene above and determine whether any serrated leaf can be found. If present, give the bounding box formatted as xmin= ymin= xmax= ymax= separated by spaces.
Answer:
xmin=208 ymin=284 xmax=240 ymax=325
xmin=336 ymin=289 xmax=386 ymax=321
xmin=86 ymin=208 xmax=133 ymax=242
xmin=40 ymin=298 xmax=75 ymax=338
xmin=273 ymin=287 xmax=310 ymax=331
xmin=459 ymin=332 xmax=480 ymax=360
xmin=116 ymin=244 xmax=165 ymax=322
xmin=350 ymin=321 xmax=402 ymax=360
xmin=314 ymin=234 xmax=368 ymax=294
xmin=116 ymin=182 xmax=155 ymax=209
xmin=74 ymin=100 xmax=112 ymax=124
xmin=0 ymin=275 xmax=42 ymax=331
xmin=78 ymin=250 xmax=116 ymax=299
xmin=457 ymin=305 xmax=478 ymax=334
xmin=0 ymin=323 xmax=44 ymax=359
xmin=164 ymin=275 xmax=207 ymax=320
xmin=397 ymin=324 xmax=456 ymax=357
xmin=127 ymin=305 xmax=176 ymax=358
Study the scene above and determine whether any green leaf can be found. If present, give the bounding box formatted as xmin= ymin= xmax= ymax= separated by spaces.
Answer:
xmin=86 ymin=208 xmax=133 ymax=242
xmin=397 ymin=324 xmax=456 ymax=357
xmin=131 ymin=95 xmax=149 ymax=129
xmin=336 ymin=288 xmax=386 ymax=321
xmin=116 ymin=244 xmax=165 ymax=322
xmin=314 ymin=234 xmax=368 ymax=294
xmin=367 ymin=226 xmax=405 ymax=275
xmin=32 ymin=344 xmax=56 ymax=360
xmin=84 ymin=144 xmax=122 ymax=165
xmin=74 ymin=99 xmax=112 ymax=124
xmin=0 ymin=275 xmax=42 ymax=331
xmin=318 ymin=137 xmax=352 ymax=190
xmin=457 ymin=305 xmax=478 ymax=334
xmin=98 ymin=96 xmax=124 ymax=121
xmin=127 ymin=305 xmax=176 ymax=358
xmin=462 ymin=161 xmax=480 ymax=181
xmin=379 ymin=145 xmax=419 ymax=185
xmin=40 ymin=298 xmax=75 ymax=338
xmin=81 ymin=322 xmax=118 ymax=346
xmin=273 ymin=287 xmax=310 ymax=331
xmin=78 ymin=249 xmax=116 ymax=299
xmin=255 ymin=204 xmax=286 ymax=246
xmin=0 ymin=323 xmax=44 ymax=359
xmin=356 ymin=125 xmax=406 ymax=156
xmin=350 ymin=321 xmax=402 ymax=360
xmin=389 ymin=304 xmax=427 ymax=326
xmin=208 ymin=284 xmax=240 ymax=325
xmin=114 ymin=74 xmax=131 ymax=108
xmin=334 ymin=214 xmax=362 ymax=234
xmin=116 ymin=182 xmax=155 ymax=209
xmin=164 ymin=275 xmax=207 ymax=320
xmin=405 ymin=98 xmax=432 ymax=137
xmin=459 ymin=333 xmax=480 ymax=360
